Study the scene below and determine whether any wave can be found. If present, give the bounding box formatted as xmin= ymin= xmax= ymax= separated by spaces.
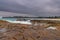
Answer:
xmin=5 ymin=20 xmax=32 ymax=25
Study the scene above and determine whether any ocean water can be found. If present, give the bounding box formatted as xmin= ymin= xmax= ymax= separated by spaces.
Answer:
xmin=0 ymin=18 xmax=17 ymax=21
xmin=0 ymin=17 xmax=50 ymax=21
xmin=0 ymin=18 xmax=32 ymax=24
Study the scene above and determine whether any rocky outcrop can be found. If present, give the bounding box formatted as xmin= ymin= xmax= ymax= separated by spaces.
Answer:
xmin=0 ymin=20 xmax=60 ymax=40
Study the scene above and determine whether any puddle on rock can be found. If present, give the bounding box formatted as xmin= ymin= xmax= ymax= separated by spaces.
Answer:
xmin=0 ymin=28 xmax=7 ymax=33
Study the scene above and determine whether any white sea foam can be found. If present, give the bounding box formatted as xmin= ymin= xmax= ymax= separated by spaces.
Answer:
xmin=46 ymin=26 xmax=56 ymax=30
xmin=6 ymin=20 xmax=32 ymax=25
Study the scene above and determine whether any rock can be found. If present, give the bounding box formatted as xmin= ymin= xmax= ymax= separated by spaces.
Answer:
xmin=0 ymin=20 xmax=60 ymax=40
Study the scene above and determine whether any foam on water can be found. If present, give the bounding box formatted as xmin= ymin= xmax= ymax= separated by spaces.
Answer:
xmin=6 ymin=20 xmax=32 ymax=25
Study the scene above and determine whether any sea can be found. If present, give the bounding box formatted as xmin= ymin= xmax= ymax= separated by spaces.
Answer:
xmin=0 ymin=17 xmax=33 ymax=24
xmin=0 ymin=17 xmax=49 ymax=21
xmin=0 ymin=18 xmax=17 ymax=21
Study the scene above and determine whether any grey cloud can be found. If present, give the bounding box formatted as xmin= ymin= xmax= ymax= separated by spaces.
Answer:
xmin=0 ymin=0 xmax=60 ymax=16
xmin=0 ymin=11 xmax=36 ymax=17
xmin=0 ymin=0 xmax=39 ymax=16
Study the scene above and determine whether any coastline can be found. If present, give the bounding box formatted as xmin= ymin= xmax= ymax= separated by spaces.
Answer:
xmin=0 ymin=19 xmax=60 ymax=40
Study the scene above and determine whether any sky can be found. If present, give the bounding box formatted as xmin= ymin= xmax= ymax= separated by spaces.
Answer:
xmin=0 ymin=0 xmax=60 ymax=17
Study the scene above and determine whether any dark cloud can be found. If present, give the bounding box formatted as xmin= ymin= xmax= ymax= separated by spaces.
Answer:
xmin=0 ymin=11 xmax=35 ymax=17
xmin=0 ymin=0 xmax=39 ymax=16
xmin=0 ymin=0 xmax=60 ymax=16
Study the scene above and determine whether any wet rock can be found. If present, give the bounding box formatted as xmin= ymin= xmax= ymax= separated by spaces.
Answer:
xmin=0 ymin=20 xmax=60 ymax=40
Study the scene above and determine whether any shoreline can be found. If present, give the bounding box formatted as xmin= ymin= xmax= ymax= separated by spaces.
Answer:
xmin=0 ymin=20 xmax=60 ymax=40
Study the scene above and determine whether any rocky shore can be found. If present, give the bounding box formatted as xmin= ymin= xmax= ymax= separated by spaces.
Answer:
xmin=0 ymin=20 xmax=60 ymax=40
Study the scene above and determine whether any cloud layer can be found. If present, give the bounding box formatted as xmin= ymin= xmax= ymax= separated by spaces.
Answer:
xmin=0 ymin=0 xmax=60 ymax=16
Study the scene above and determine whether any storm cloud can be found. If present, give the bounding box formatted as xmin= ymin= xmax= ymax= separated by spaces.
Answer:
xmin=0 ymin=0 xmax=60 ymax=16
